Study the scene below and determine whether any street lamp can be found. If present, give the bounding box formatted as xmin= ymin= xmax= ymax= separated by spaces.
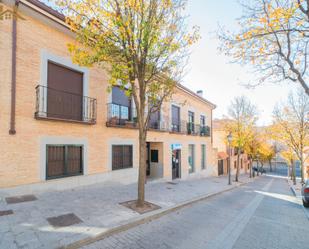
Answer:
xmin=227 ymin=132 xmax=232 ymax=185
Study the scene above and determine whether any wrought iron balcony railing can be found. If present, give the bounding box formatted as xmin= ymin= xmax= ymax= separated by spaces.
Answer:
xmin=106 ymin=103 xmax=211 ymax=136
xmin=35 ymin=85 xmax=97 ymax=124
xmin=199 ymin=125 xmax=211 ymax=137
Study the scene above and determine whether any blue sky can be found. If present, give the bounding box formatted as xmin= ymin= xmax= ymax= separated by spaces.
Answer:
xmin=44 ymin=0 xmax=294 ymax=125
xmin=183 ymin=0 xmax=294 ymax=125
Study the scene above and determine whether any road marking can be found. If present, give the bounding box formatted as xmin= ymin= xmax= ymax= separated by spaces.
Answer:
xmin=206 ymin=179 xmax=274 ymax=249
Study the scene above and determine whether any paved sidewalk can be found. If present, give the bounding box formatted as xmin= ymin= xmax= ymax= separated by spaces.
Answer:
xmin=0 ymin=174 xmax=252 ymax=249
xmin=287 ymin=178 xmax=309 ymax=220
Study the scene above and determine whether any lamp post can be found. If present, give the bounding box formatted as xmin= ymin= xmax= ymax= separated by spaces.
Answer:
xmin=227 ymin=132 xmax=232 ymax=185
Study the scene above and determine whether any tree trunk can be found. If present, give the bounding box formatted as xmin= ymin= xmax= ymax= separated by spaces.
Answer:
xmin=300 ymin=153 xmax=304 ymax=184
xmin=269 ymin=160 xmax=272 ymax=172
xmin=289 ymin=164 xmax=292 ymax=180
xmin=249 ymin=159 xmax=252 ymax=178
xmin=137 ymin=128 xmax=147 ymax=207
xmin=292 ymin=160 xmax=296 ymax=185
xmin=235 ymin=149 xmax=240 ymax=182
xmin=257 ymin=160 xmax=260 ymax=176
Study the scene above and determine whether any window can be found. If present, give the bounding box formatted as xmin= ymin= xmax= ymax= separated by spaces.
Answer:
xmin=112 ymin=145 xmax=133 ymax=170
xmin=200 ymin=115 xmax=205 ymax=126
xmin=112 ymin=86 xmax=131 ymax=120
xmin=188 ymin=111 xmax=195 ymax=134
xmin=188 ymin=144 xmax=195 ymax=173
xmin=47 ymin=62 xmax=83 ymax=121
xmin=151 ymin=150 xmax=159 ymax=163
xmin=46 ymin=145 xmax=83 ymax=179
xmin=234 ymin=161 xmax=237 ymax=169
xmin=201 ymin=144 xmax=206 ymax=169
xmin=171 ymin=105 xmax=180 ymax=132
xmin=188 ymin=111 xmax=194 ymax=124
xmin=241 ymin=159 xmax=243 ymax=169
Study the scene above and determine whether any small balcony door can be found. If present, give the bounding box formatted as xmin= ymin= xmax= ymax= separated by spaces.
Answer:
xmin=47 ymin=61 xmax=83 ymax=121
xmin=171 ymin=105 xmax=180 ymax=132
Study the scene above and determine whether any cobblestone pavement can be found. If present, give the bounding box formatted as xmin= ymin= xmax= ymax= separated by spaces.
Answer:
xmin=0 ymin=174 xmax=250 ymax=249
xmin=83 ymin=177 xmax=309 ymax=249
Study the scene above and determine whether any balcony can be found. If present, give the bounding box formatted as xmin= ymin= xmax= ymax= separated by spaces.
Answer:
xmin=106 ymin=103 xmax=170 ymax=132
xmin=106 ymin=103 xmax=138 ymax=128
xmin=35 ymin=85 xmax=97 ymax=124
xmin=170 ymin=120 xmax=187 ymax=134
xmin=106 ymin=103 xmax=211 ymax=137
xmin=199 ymin=125 xmax=211 ymax=137
xmin=187 ymin=123 xmax=211 ymax=136
xmin=187 ymin=122 xmax=199 ymax=135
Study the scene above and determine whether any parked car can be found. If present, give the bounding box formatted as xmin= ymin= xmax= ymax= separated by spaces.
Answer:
xmin=252 ymin=167 xmax=266 ymax=174
xmin=301 ymin=180 xmax=309 ymax=208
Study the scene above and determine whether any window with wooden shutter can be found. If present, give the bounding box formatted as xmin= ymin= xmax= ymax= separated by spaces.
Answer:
xmin=46 ymin=145 xmax=83 ymax=179
xmin=112 ymin=145 xmax=133 ymax=170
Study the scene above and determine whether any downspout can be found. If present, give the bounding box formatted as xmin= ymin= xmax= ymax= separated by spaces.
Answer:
xmin=210 ymin=109 xmax=213 ymax=144
xmin=9 ymin=0 xmax=19 ymax=135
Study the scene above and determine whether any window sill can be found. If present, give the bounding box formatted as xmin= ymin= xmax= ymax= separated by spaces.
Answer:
xmin=35 ymin=115 xmax=96 ymax=125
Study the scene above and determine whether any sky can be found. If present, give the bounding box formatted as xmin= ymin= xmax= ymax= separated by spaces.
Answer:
xmin=183 ymin=0 xmax=294 ymax=125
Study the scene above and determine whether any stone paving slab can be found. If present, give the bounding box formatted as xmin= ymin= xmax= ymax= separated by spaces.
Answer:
xmin=0 ymin=174 xmax=252 ymax=249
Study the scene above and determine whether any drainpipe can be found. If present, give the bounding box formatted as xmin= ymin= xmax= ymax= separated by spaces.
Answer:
xmin=210 ymin=109 xmax=213 ymax=144
xmin=9 ymin=0 xmax=19 ymax=135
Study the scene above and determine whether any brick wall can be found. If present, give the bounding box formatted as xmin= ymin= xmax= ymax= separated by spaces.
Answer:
xmin=0 ymin=4 xmax=216 ymax=188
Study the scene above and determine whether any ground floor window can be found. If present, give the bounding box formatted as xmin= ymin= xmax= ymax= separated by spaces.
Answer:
xmin=112 ymin=145 xmax=133 ymax=170
xmin=188 ymin=144 xmax=195 ymax=173
xmin=46 ymin=145 xmax=83 ymax=179
xmin=234 ymin=161 xmax=237 ymax=169
xmin=201 ymin=144 xmax=206 ymax=169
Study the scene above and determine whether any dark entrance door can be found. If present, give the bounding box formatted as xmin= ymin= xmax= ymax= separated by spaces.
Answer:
xmin=172 ymin=149 xmax=181 ymax=179
xmin=46 ymin=145 xmax=83 ymax=179
xmin=218 ymin=160 xmax=224 ymax=176
xmin=47 ymin=62 xmax=83 ymax=121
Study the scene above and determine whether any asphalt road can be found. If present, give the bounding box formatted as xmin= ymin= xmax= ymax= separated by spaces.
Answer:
xmin=84 ymin=176 xmax=309 ymax=249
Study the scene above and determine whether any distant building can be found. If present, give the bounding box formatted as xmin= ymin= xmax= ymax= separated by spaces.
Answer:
xmin=212 ymin=119 xmax=249 ymax=176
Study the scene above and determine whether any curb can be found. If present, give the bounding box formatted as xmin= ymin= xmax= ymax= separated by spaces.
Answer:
xmin=287 ymin=180 xmax=309 ymax=221
xmin=59 ymin=180 xmax=252 ymax=249
xmin=290 ymin=186 xmax=297 ymax=197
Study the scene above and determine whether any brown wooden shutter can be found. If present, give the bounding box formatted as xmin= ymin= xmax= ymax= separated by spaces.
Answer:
xmin=112 ymin=145 xmax=133 ymax=170
xmin=47 ymin=62 xmax=83 ymax=121
xmin=47 ymin=146 xmax=65 ymax=178
xmin=46 ymin=145 xmax=83 ymax=179
xmin=67 ymin=146 xmax=83 ymax=175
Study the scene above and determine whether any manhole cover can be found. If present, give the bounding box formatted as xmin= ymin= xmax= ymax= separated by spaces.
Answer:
xmin=0 ymin=210 xmax=13 ymax=216
xmin=6 ymin=195 xmax=37 ymax=204
xmin=47 ymin=213 xmax=82 ymax=228
xmin=167 ymin=182 xmax=178 ymax=185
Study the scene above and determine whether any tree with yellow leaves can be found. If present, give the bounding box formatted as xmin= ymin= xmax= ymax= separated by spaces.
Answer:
xmin=225 ymin=96 xmax=258 ymax=181
xmin=55 ymin=0 xmax=199 ymax=207
xmin=219 ymin=0 xmax=309 ymax=95
xmin=257 ymin=138 xmax=276 ymax=171
xmin=281 ymin=148 xmax=297 ymax=184
xmin=272 ymin=88 xmax=309 ymax=183
xmin=243 ymin=127 xmax=260 ymax=178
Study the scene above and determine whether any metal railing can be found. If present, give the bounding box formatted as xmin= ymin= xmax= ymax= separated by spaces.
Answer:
xmin=106 ymin=103 xmax=211 ymax=136
xmin=170 ymin=120 xmax=187 ymax=134
xmin=199 ymin=125 xmax=211 ymax=137
xmin=106 ymin=103 xmax=138 ymax=127
xmin=35 ymin=85 xmax=97 ymax=124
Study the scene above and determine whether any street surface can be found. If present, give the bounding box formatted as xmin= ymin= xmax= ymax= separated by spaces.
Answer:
xmin=84 ymin=176 xmax=309 ymax=249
